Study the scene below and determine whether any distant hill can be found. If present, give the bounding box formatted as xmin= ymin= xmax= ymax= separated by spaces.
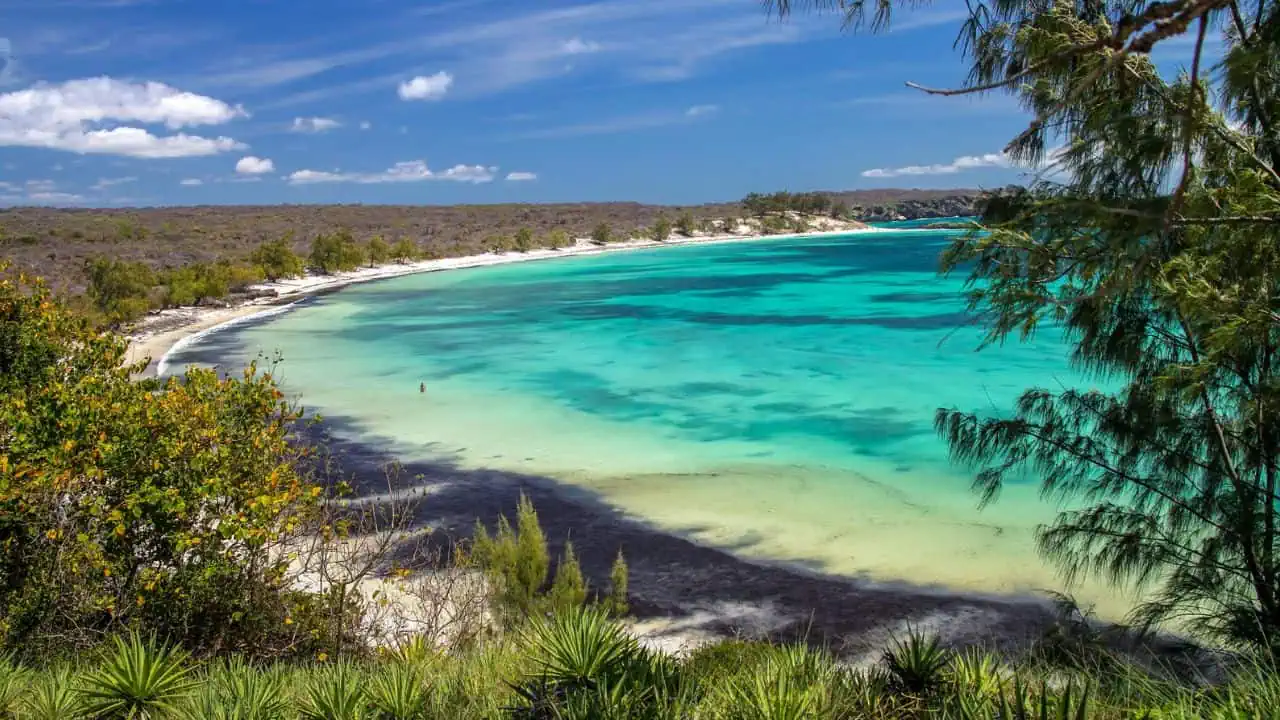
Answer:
xmin=0 ymin=189 xmax=985 ymax=294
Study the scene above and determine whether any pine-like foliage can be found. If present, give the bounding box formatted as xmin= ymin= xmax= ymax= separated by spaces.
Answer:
xmin=772 ymin=1 xmax=1280 ymax=649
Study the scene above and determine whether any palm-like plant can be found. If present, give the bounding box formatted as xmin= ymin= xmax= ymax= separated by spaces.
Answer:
xmin=183 ymin=659 xmax=289 ymax=720
xmin=0 ymin=659 xmax=28 ymax=719
xmin=297 ymin=664 xmax=369 ymax=720
xmin=882 ymin=629 xmax=952 ymax=696
xmin=948 ymin=649 xmax=1004 ymax=701
xmin=24 ymin=669 xmax=84 ymax=720
xmin=520 ymin=607 xmax=638 ymax=689
xmin=366 ymin=664 xmax=430 ymax=720
xmin=80 ymin=633 xmax=198 ymax=719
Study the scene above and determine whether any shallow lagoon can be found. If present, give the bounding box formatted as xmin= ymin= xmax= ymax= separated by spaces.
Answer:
xmin=168 ymin=231 xmax=1131 ymax=615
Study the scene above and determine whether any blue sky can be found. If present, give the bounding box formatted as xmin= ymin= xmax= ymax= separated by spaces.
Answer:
xmin=0 ymin=0 xmax=1206 ymax=207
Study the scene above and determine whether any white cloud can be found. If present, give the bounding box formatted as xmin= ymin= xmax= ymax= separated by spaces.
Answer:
xmin=235 ymin=155 xmax=275 ymax=174
xmin=505 ymin=171 xmax=537 ymax=181
xmin=561 ymin=37 xmax=601 ymax=55
xmin=359 ymin=120 xmax=372 ymax=130
xmin=288 ymin=160 xmax=496 ymax=185
xmin=861 ymin=152 xmax=1010 ymax=178
xmin=0 ymin=178 xmax=84 ymax=205
xmin=0 ymin=76 xmax=246 ymax=157
xmin=398 ymin=72 xmax=453 ymax=101
xmin=685 ymin=104 xmax=718 ymax=117
xmin=91 ymin=175 xmax=136 ymax=190
xmin=291 ymin=116 xmax=341 ymax=133
xmin=180 ymin=177 xmax=203 ymax=186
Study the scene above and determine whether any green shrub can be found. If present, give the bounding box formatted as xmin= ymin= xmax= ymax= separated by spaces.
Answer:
xmin=0 ymin=273 xmax=341 ymax=659
xmin=548 ymin=543 xmax=587 ymax=613
xmin=468 ymin=495 xmax=626 ymax=626
xmin=590 ymin=223 xmax=612 ymax=245
xmin=250 ymin=237 xmax=305 ymax=281
xmin=310 ymin=231 xmax=366 ymax=273
xmin=366 ymin=236 xmax=390 ymax=266
xmin=675 ymin=212 xmax=696 ymax=237
xmin=545 ymin=229 xmax=571 ymax=250
xmin=514 ymin=228 xmax=534 ymax=252
xmin=84 ymin=257 xmax=157 ymax=322
xmin=651 ymin=216 xmax=672 ymax=242
xmin=390 ymin=239 xmax=418 ymax=264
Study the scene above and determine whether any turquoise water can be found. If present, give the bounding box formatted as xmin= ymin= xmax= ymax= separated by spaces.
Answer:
xmin=169 ymin=230 xmax=1128 ymax=613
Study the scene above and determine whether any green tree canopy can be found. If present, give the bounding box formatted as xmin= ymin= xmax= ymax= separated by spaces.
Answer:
xmin=651 ymin=216 xmax=673 ymax=241
xmin=390 ymin=238 xmax=418 ymax=263
xmin=774 ymin=0 xmax=1280 ymax=648
xmin=0 ymin=271 xmax=324 ymax=658
xmin=250 ymin=236 xmax=305 ymax=281
xmin=309 ymin=231 xmax=365 ymax=274
xmin=366 ymin=235 xmax=390 ymax=266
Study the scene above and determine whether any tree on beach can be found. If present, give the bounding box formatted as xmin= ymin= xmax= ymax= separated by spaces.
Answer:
xmin=309 ymin=230 xmax=365 ymax=273
xmin=515 ymin=227 xmax=535 ymax=252
xmin=390 ymin=237 xmax=418 ymax=263
xmin=366 ymin=235 xmax=390 ymax=266
xmin=773 ymin=0 xmax=1280 ymax=648
xmin=651 ymin=215 xmax=673 ymax=241
xmin=591 ymin=222 xmax=613 ymax=245
xmin=250 ymin=236 xmax=305 ymax=281
xmin=676 ymin=212 xmax=696 ymax=236
xmin=546 ymin=229 xmax=572 ymax=250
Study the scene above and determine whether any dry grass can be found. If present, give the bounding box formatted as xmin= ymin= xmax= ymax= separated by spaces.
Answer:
xmin=0 ymin=190 xmax=980 ymax=294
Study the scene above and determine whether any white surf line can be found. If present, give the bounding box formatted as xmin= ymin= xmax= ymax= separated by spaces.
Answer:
xmin=155 ymin=302 xmax=303 ymax=378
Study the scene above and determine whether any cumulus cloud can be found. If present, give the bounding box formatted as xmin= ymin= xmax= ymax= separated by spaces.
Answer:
xmin=861 ymin=152 xmax=1009 ymax=178
xmin=288 ymin=160 xmax=495 ymax=185
xmin=291 ymin=116 xmax=341 ymax=133
xmin=561 ymin=37 xmax=601 ymax=55
xmin=0 ymin=76 xmax=246 ymax=158
xmin=235 ymin=155 xmax=275 ymax=174
xmin=685 ymin=104 xmax=718 ymax=117
xmin=359 ymin=120 xmax=372 ymax=130
xmin=180 ymin=178 xmax=203 ymax=186
xmin=505 ymin=171 xmax=537 ymax=181
xmin=397 ymin=72 xmax=452 ymax=101
xmin=0 ymin=179 xmax=84 ymax=206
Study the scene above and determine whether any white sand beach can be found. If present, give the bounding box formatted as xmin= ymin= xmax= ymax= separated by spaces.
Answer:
xmin=126 ymin=222 xmax=886 ymax=376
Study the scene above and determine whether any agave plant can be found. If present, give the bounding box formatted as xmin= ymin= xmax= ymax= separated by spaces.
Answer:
xmin=24 ymin=668 xmax=85 ymax=720
xmin=0 ymin=659 xmax=28 ymax=719
xmin=297 ymin=663 xmax=369 ymax=720
xmin=722 ymin=665 xmax=826 ymax=720
xmin=520 ymin=607 xmax=639 ymax=689
xmin=80 ymin=633 xmax=199 ymax=720
xmin=383 ymin=636 xmax=438 ymax=667
xmin=366 ymin=663 xmax=430 ymax=720
xmin=948 ymin=676 xmax=1094 ymax=720
xmin=183 ymin=659 xmax=290 ymax=720
xmin=882 ymin=628 xmax=953 ymax=696
xmin=948 ymin=649 xmax=1004 ymax=701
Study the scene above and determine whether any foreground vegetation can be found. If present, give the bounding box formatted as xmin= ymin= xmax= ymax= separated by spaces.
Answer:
xmin=0 ymin=614 xmax=1277 ymax=720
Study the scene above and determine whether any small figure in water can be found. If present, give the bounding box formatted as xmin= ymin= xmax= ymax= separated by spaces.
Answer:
xmin=420 ymin=382 xmax=426 ymax=394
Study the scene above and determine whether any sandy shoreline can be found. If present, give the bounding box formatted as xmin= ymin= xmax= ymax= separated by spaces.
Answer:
xmin=127 ymin=226 xmax=888 ymax=377
xmin=126 ymin=222 xmax=1101 ymax=657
